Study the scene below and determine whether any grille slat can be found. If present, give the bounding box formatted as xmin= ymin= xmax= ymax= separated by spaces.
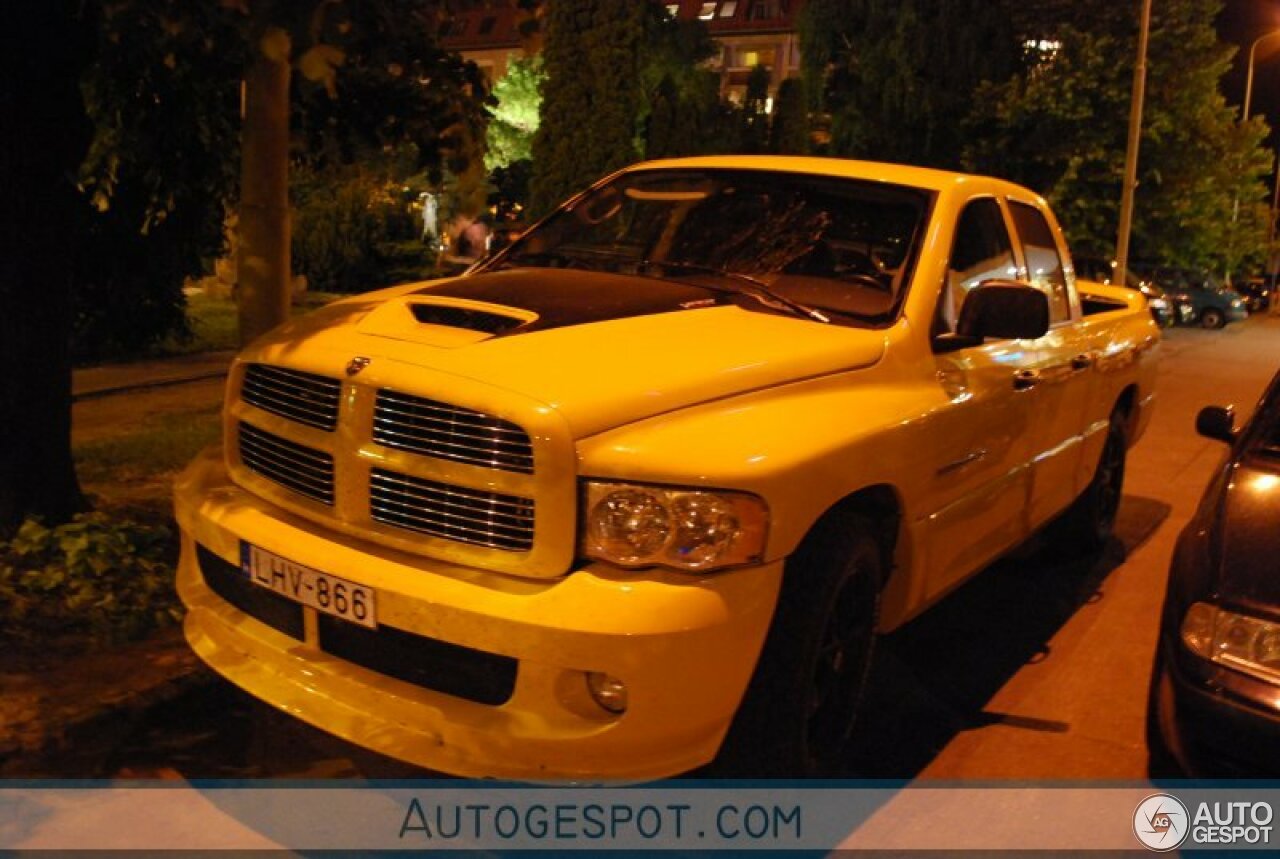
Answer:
xmin=373 ymin=401 xmax=531 ymax=436
xmin=370 ymin=475 xmax=535 ymax=525
xmin=371 ymin=499 xmax=535 ymax=540
xmin=371 ymin=423 xmax=535 ymax=458
xmin=238 ymin=434 xmax=336 ymax=479
xmin=242 ymin=364 xmax=341 ymax=431
xmin=370 ymin=467 xmax=534 ymax=551
xmin=371 ymin=412 xmax=529 ymax=442
xmin=373 ymin=390 xmax=534 ymax=474
xmin=239 ymin=422 xmax=335 ymax=505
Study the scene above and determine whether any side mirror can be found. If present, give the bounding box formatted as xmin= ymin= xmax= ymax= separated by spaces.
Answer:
xmin=1195 ymin=405 xmax=1236 ymax=444
xmin=935 ymin=281 xmax=1051 ymax=352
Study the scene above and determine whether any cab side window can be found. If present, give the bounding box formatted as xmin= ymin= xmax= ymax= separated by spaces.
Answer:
xmin=1009 ymin=201 xmax=1071 ymax=323
xmin=938 ymin=198 xmax=1017 ymax=334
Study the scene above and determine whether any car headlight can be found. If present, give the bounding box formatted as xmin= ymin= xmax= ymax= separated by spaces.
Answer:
xmin=1181 ymin=602 xmax=1280 ymax=685
xmin=581 ymin=481 xmax=769 ymax=571
xmin=1150 ymin=298 xmax=1169 ymax=311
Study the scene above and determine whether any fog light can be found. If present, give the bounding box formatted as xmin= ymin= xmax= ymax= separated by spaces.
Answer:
xmin=585 ymin=671 xmax=628 ymax=714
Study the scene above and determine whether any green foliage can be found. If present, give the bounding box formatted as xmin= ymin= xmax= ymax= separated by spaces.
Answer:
xmin=530 ymin=0 xmax=647 ymax=216
xmin=292 ymin=165 xmax=432 ymax=293
xmin=486 ymin=56 xmax=545 ymax=171
xmin=769 ymin=78 xmax=810 ymax=154
xmin=964 ymin=0 xmax=1273 ymax=273
xmin=75 ymin=0 xmax=247 ymax=361
xmin=798 ymin=0 xmax=1019 ymax=168
xmin=0 ymin=514 xmax=180 ymax=646
xmin=74 ymin=408 xmax=222 ymax=486
xmin=75 ymin=0 xmax=489 ymax=360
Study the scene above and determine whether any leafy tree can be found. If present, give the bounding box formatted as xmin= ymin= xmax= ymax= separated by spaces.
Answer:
xmin=529 ymin=0 xmax=647 ymax=216
xmin=485 ymin=56 xmax=545 ymax=171
xmin=769 ymin=77 xmax=810 ymax=154
xmin=965 ymin=0 xmax=1273 ymax=273
xmin=740 ymin=64 xmax=772 ymax=154
xmin=1 ymin=0 xmax=487 ymax=530
xmin=798 ymin=0 xmax=1020 ymax=168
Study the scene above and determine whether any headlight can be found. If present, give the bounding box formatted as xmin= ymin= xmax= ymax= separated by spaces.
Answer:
xmin=582 ymin=481 xmax=768 ymax=571
xmin=1181 ymin=602 xmax=1280 ymax=685
xmin=1150 ymin=298 xmax=1169 ymax=310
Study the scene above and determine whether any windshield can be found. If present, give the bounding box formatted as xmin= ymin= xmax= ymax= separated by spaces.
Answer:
xmin=488 ymin=169 xmax=934 ymax=324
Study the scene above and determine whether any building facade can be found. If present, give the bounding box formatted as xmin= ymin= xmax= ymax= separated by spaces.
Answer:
xmin=439 ymin=0 xmax=804 ymax=101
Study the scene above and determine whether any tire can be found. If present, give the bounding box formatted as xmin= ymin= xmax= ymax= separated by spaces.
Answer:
xmin=716 ymin=514 xmax=883 ymax=777
xmin=1201 ymin=307 xmax=1225 ymax=329
xmin=1056 ymin=414 xmax=1126 ymax=553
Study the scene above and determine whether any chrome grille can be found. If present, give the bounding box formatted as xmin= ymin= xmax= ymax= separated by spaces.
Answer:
xmin=370 ymin=468 xmax=534 ymax=551
xmin=238 ymin=422 xmax=335 ymax=505
xmin=373 ymin=390 xmax=534 ymax=474
xmin=241 ymin=363 xmax=341 ymax=431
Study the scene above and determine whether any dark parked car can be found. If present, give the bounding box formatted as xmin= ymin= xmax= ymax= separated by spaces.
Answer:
xmin=1148 ymin=375 xmax=1280 ymax=776
xmin=1237 ymin=276 xmax=1273 ymax=314
xmin=1149 ymin=267 xmax=1248 ymax=329
xmin=1074 ymin=256 xmax=1175 ymax=326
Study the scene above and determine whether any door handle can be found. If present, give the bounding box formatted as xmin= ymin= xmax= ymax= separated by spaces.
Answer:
xmin=1013 ymin=369 xmax=1041 ymax=390
xmin=1071 ymin=352 xmax=1094 ymax=370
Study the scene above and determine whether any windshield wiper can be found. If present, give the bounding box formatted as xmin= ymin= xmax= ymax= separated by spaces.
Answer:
xmin=642 ymin=259 xmax=830 ymax=324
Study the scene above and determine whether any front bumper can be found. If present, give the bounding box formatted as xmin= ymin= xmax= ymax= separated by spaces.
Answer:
xmin=1150 ymin=633 xmax=1280 ymax=777
xmin=1227 ymin=304 xmax=1250 ymax=323
xmin=175 ymin=447 xmax=783 ymax=780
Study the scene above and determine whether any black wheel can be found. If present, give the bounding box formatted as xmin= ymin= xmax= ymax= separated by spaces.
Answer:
xmin=716 ymin=514 xmax=882 ymax=777
xmin=1056 ymin=415 xmax=1126 ymax=553
xmin=1201 ymin=307 xmax=1225 ymax=329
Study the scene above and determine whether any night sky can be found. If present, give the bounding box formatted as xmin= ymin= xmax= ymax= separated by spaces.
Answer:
xmin=1219 ymin=0 xmax=1280 ymax=145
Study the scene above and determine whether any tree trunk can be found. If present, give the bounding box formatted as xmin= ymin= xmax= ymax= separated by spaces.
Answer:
xmin=0 ymin=0 xmax=93 ymax=532
xmin=237 ymin=17 xmax=293 ymax=346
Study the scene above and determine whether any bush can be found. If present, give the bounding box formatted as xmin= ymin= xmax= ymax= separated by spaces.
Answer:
xmin=0 ymin=513 xmax=181 ymax=647
xmin=292 ymin=170 xmax=434 ymax=293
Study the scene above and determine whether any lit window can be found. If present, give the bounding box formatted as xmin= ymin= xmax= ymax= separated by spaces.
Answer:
xmin=743 ymin=50 xmax=759 ymax=66
xmin=699 ymin=2 xmax=717 ymax=19
xmin=720 ymin=0 xmax=738 ymax=15
xmin=666 ymin=3 xmax=680 ymax=17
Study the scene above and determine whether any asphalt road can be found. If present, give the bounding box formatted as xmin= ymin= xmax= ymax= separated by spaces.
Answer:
xmin=53 ymin=313 xmax=1280 ymax=781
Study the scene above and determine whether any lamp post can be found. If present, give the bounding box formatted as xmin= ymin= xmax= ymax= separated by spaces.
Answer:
xmin=1114 ymin=0 xmax=1152 ymax=286
xmin=1244 ymin=30 xmax=1280 ymax=123
xmin=1231 ymin=30 xmax=1280 ymax=290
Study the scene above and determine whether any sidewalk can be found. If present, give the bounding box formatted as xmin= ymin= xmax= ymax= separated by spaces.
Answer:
xmin=73 ymin=350 xmax=237 ymax=401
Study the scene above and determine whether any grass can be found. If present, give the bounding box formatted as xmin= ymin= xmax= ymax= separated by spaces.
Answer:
xmin=74 ymin=406 xmax=223 ymax=516
xmin=150 ymin=290 xmax=346 ymax=359
xmin=75 ymin=406 xmax=222 ymax=483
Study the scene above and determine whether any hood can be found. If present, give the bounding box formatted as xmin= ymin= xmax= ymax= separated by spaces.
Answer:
xmin=1215 ymin=460 xmax=1280 ymax=616
xmin=250 ymin=269 xmax=887 ymax=437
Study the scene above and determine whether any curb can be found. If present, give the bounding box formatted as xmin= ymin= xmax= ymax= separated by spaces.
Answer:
xmin=72 ymin=369 xmax=229 ymax=402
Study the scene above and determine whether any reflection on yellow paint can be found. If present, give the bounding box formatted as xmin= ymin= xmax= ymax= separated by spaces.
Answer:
xmin=1250 ymin=473 xmax=1280 ymax=494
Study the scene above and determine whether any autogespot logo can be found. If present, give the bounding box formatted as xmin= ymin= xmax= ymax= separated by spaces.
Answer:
xmin=1134 ymin=793 xmax=1190 ymax=852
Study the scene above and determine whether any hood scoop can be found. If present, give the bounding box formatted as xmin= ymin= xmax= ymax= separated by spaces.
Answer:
xmin=356 ymin=297 xmax=537 ymax=348
xmin=408 ymin=301 xmax=532 ymax=334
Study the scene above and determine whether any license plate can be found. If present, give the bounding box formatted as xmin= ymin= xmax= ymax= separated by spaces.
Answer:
xmin=240 ymin=543 xmax=377 ymax=628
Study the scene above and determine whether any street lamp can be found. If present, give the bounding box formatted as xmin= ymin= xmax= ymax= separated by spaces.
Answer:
xmin=1229 ymin=29 xmax=1280 ymax=289
xmin=1243 ymin=30 xmax=1280 ymax=122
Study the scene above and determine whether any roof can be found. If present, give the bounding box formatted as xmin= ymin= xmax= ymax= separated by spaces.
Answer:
xmin=438 ymin=0 xmax=804 ymax=53
xmin=616 ymin=155 xmax=1003 ymax=195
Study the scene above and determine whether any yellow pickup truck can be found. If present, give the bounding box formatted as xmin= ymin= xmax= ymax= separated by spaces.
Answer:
xmin=175 ymin=156 xmax=1159 ymax=779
